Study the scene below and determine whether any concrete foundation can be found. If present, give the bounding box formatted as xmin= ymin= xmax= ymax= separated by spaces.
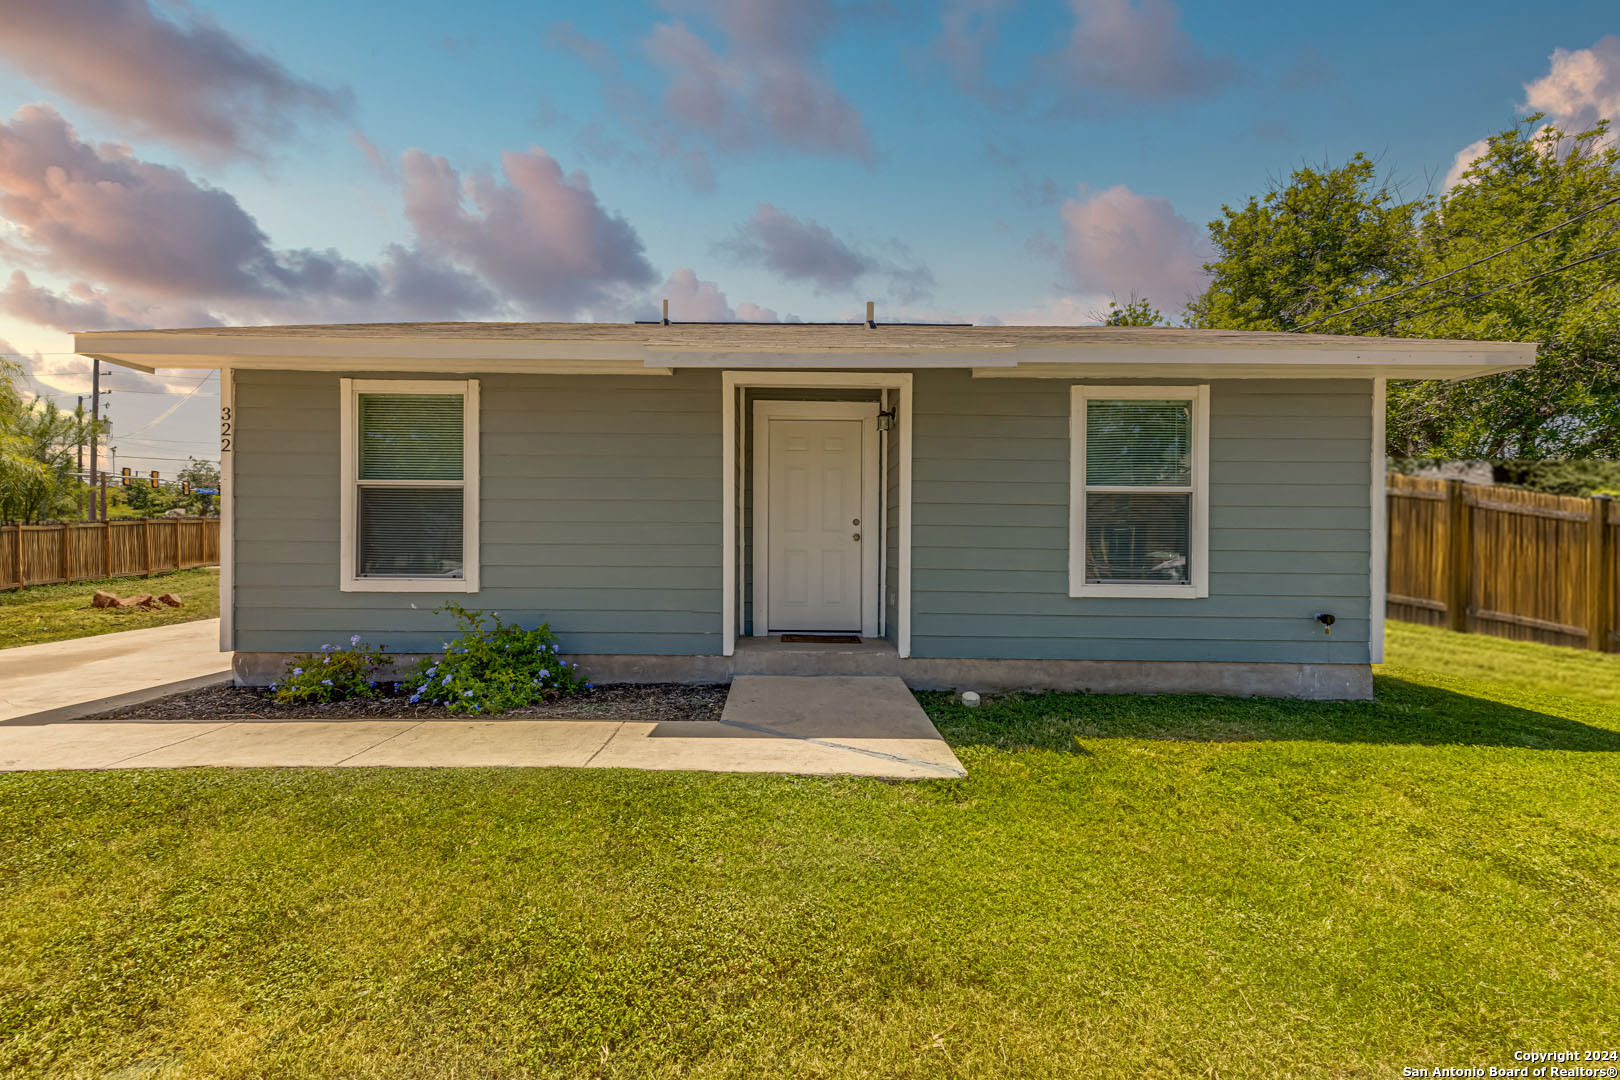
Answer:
xmin=234 ymin=638 xmax=1373 ymax=701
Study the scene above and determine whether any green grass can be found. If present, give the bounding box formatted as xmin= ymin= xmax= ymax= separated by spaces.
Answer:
xmin=0 ymin=567 xmax=220 ymax=649
xmin=1 ymin=622 xmax=1617 ymax=1078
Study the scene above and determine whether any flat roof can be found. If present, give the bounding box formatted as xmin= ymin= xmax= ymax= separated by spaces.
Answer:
xmin=75 ymin=321 xmax=1538 ymax=381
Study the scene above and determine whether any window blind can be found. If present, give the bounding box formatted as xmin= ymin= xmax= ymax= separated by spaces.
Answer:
xmin=358 ymin=488 xmax=464 ymax=577
xmin=1085 ymin=400 xmax=1191 ymax=487
xmin=358 ymin=394 xmax=463 ymax=480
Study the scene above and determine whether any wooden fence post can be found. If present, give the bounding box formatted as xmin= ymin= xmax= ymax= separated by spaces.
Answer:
xmin=175 ymin=520 xmax=182 ymax=570
xmin=1589 ymin=494 xmax=1613 ymax=652
xmin=59 ymin=523 xmax=71 ymax=584
xmin=142 ymin=518 xmax=153 ymax=579
xmin=9 ymin=525 xmax=20 ymax=590
xmin=1445 ymin=478 xmax=1472 ymax=633
xmin=102 ymin=520 xmax=113 ymax=578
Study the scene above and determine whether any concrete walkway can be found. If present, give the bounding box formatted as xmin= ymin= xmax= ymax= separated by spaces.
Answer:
xmin=0 ymin=619 xmax=231 ymax=724
xmin=0 ymin=675 xmax=966 ymax=779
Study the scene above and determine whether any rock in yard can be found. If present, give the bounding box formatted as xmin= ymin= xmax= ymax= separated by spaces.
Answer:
xmin=113 ymin=593 xmax=155 ymax=609
xmin=91 ymin=590 xmax=118 ymax=608
xmin=157 ymin=593 xmax=183 ymax=607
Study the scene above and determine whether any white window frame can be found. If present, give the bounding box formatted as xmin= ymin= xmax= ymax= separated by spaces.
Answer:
xmin=340 ymin=377 xmax=480 ymax=593
xmin=1069 ymin=384 xmax=1210 ymax=599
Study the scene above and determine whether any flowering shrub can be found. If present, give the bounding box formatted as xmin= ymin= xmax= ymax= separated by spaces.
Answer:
xmin=272 ymin=635 xmax=392 ymax=704
xmin=400 ymin=603 xmax=588 ymax=714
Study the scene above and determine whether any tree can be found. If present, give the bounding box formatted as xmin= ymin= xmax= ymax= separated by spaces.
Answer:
xmin=1101 ymin=296 xmax=1168 ymax=326
xmin=0 ymin=396 xmax=103 ymax=524
xmin=1186 ymin=125 xmax=1620 ymax=458
xmin=1185 ymin=153 xmax=1422 ymax=332
xmin=178 ymin=457 xmax=221 ymax=514
xmin=1384 ymin=120 xmax=1620 ymax=458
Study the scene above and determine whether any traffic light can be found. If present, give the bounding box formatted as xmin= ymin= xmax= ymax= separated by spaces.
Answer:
xmin=181 ymin=481 xmax=191 ymax=495
xmin=120 ymin=467 xmax=130 ymax=487
xmin=148 ymin=470 xmax=159 ymax=488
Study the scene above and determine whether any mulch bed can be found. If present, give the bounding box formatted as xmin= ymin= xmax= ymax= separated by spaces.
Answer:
xmin=86 ymin=683 xmax=730 ymax=724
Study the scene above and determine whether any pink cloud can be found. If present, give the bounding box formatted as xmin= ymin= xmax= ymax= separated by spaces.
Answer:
xmin=0 ymin=0 xmax=349 ymax=161
xmin=399 ymin=147 xmax=657 ymax=319
xmin=658 ymin=267 xmax=780 ymax=322
xmin=1524 ymin=36 xmax=1620 ymax=132
xmin=1058 ymin=184 xmax=1207 ymax=308
xmin=720 ymin=203 xmax=933 ymax=302
xmin=1057 ymin=0 xmax=1236 ymax=102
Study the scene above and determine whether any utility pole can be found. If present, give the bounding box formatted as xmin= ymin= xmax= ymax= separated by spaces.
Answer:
xmin=87 ymin=361 xmax=111 ymax=521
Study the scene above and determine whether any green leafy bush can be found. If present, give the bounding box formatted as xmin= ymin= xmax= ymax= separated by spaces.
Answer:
xmin=272 ymin=636 xmax=392 ymax=703
xmin=401 ymin=603 xmax=588 ymax=714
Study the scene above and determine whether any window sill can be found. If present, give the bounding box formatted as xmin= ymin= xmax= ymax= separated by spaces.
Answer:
xmin=340 ymin=576 xmax=477 ymax=594
xmin=1069 ymin=583 xmax=1205 ymax=599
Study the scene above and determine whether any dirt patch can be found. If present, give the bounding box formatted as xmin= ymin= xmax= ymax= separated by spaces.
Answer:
xmin=85 ymin=682 xmax=730 ymax=723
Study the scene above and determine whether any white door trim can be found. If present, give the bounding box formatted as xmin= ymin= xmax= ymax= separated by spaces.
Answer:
xmin=721 ymin=371 xmax=913 ymax=658
xmin=752 ymin=401 xmax=880 ymax=638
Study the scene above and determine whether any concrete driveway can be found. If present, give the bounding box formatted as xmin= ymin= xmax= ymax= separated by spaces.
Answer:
xmin=0 ymin=619 xmax=231 ymax=724
xmin=0 ymin=674 xmax=966 ymax=779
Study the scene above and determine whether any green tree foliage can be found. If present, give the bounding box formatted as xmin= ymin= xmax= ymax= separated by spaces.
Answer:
xmin=1185 ymin=153 xmax=1421 ymax=332
xmin=1102 ymin=297 xmax=1169 ymax=326
xmin=1387 ymin=122 xmax=1620 ymax=457
xmin=0 ymin=394 xmax=103 ymax=524
xmin=1187 ymin=123 xmax=1620 ymax=458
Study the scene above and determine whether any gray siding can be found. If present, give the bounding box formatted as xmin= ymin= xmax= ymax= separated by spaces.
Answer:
xmin=233 ymin=370 xmax=721 ymax=654
xmin=908 ymin=372 xmax=1373 ymax=664
xmin=233 ymin=367 xmax=1374 ymax=666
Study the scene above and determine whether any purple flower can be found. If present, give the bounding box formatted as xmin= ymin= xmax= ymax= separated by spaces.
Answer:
xmin=442 ymin=674 xmax=452 ymax=686
xmin=321 ymin=679 xmax=333 ymax=686
xmin=538 ymin=669 xmax=549 ymax=678
xmin=350 ymin=634 xmax=361 ymax=646
xmin=292 ymin=667 xmax=303 ymax=676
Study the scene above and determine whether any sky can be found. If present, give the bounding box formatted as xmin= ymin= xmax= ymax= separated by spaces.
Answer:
xmin=0 ymin=0 xmax=1617 ymax=476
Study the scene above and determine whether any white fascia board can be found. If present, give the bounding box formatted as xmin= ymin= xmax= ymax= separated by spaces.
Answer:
xmin=973 ymin=350 xmax=1535 ymax=381
xmin=646 ymin=348 xmax=1017 ymax=369
xmin=74 ymin=335 xmax=675 ymax=375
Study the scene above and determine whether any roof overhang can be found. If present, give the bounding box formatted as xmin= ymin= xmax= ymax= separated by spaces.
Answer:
xmin=74 ymin=325 xmax=1537 ymax=381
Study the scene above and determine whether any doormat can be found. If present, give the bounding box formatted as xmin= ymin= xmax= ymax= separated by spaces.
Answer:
xmin=781 ymin=634 xmax=862 ymax=644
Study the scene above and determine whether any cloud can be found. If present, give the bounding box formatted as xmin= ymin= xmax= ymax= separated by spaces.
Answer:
xmin=0 ymin=0 xmax=350 ymax=161
xmin=1058 ymin=184 xmax=1206 ymax=307
xmin=1442 ymin=137 xmax=1491 ymax=191
xmin=980 ymin=295 xmax=1108 ymax=325
xmin=930 ymin=0 xmax=1014 ymax=102
xmin=1523 ymin=35 xmax=1620 ymax=132
xmin=657 ymin=267 xmax=780 ymax=322
xmin=399 ymin=146 xmax=658 ymax=319
xmin=350 ymin=131 xmax=396 ymax=181
xmin=0 ymin=104 xmax=648 ymax=329
xmin=719 ymin=203 xmax=933 ymax=303
xmin=548 ymin=2 xmax=872 ymax=187
xmin=1055 ymin=0 xmax=1236 ymax=103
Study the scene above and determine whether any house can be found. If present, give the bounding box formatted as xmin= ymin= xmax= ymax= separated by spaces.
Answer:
xmin=74 ymin=322 xmax=1534 ymax=700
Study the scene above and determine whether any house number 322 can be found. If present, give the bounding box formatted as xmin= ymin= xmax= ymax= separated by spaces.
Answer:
xmin=220 ymin=405 xmax=233 ymax=453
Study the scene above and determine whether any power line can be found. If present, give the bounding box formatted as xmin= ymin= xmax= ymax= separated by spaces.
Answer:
xmin=1289 ymin=193 xmax=1620 ymax=332
xmin=1348 ymin=244 xmax=1620 ymax=335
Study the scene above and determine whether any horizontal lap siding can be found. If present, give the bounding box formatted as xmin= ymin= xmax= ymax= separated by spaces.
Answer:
xmin=233 ymin=370 xmax=721 ymax=654
xmin=909 ymin=372 xmax=1372 ymax=664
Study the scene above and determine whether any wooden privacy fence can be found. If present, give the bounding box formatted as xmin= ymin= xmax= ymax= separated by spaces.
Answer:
xmin=1 ymin=518 xmax=220 ymax=590
xmin=1388 ymin=473 xmax=1618 ymax=652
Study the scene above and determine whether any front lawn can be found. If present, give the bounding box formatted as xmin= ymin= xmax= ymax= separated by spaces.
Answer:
xmin=0 ymin=566 xmax=220 ymax=649
xmin=0 ymin=621 xmax=1616 ymax=1078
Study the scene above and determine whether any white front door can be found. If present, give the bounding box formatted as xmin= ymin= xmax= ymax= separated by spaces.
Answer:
xmin=766 ymin=418 xmax=865 ymax=632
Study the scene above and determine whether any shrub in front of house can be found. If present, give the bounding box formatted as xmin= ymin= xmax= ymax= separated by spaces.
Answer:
xmin=400 ymin=603 xmax=588 ymax=714
xmin=272 ymin=636 xmax=392 ymax=703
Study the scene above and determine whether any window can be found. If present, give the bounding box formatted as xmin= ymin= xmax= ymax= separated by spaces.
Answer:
xmin=1069 ymin=385 xmax=1209 ymax=598
xmin=340 ymin=379 xmax=479 ymax=592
